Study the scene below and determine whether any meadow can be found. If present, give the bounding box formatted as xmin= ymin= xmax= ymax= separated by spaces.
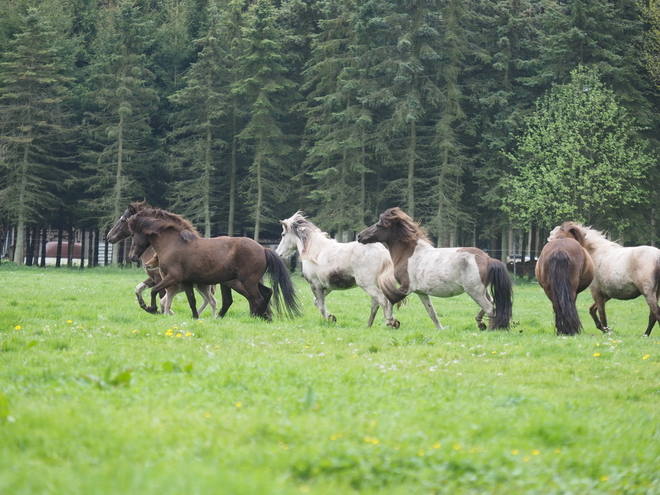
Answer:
xmin=1 ymin=264 xmax=659 ymax=494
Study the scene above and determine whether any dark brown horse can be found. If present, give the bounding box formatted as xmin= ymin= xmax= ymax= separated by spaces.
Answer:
xmin=126 ymin=207 xmax=300 ymax=319
xmin=536 ymin=224 xmax=595 ymax=335
xmin=107 ymin=202 xmax=244 ymax=318
xmin=357 ymin=207 xmax=513 ymax=330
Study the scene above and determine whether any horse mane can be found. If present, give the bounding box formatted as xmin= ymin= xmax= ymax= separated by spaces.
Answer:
xmin=285 ymin=211 xmax=331 ymax=262
xmin=129 ymin=208 xmax=201 ymax=242
xmin=380 ymin=207 xmax=432 ymax=245
xmin=552 ymin=222 xmax=616 ymax=249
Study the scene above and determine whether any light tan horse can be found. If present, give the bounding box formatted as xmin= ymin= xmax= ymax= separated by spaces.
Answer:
xmin=549 ymin=222 xmax=660 ymax=336
xmin=358 ymin=207 xmax=513 ymax=330
xmin=537 ymin=225 xmax=594 ymax=335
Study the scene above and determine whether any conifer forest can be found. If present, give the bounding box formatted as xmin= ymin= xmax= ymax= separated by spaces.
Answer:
xmin=1 ymin=0 xmax=660 ymax=264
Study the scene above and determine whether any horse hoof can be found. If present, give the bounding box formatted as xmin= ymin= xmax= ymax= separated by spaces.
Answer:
xmin=478 ymin=323 xmax=487 ymax=331
xmin=328 ymin=315 xmax=337 ymax=323
xmin=602 ymin=327 xmax=611 ymax=333
xmin=389 ymin=320 xmax=400 ymax=329
xmin=146 ymin=306 xmax=158 ymax=314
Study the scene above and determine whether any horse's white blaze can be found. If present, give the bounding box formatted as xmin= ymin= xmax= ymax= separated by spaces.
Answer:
xmin=276 ymin=212 xmax=402 ymax=327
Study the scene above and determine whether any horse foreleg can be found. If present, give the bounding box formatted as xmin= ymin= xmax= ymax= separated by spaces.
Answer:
xmin=418 ymin=293 xmax=446 ymax=330
xmin=161 ymin=286 xmax=177 ymax=315
xmin=218 ymin=283 xmax=235 ymax=318
xmin=312 ymin=286 xmax=335 ymax=323
xmin=135 ymin=279 xmax=155 ymax=312
xmin=149 ymin=275 xmax=180 ymax=314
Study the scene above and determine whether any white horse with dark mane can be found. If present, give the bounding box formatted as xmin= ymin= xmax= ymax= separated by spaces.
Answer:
xmin=276 ymin=212 xmax=407 ymax=328
xmin=549 ymin=222 xmax=660 ymax=336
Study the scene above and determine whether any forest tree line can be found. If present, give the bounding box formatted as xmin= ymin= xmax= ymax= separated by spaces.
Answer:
xmin=1 ymin=0 xmax=660 ymax=265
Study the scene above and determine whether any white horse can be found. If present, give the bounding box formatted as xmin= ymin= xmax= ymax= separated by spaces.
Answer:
xmin=358 ymin=207 xmax=513 ymax=330
xmin=276 ymin=212 xmax=407 ymax=327
xmin=549 ymin=222 xmax=660 ymax=335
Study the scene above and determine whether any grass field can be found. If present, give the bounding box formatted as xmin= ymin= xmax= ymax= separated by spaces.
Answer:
xmin=1 ymin=264 xmax=659 ymax=494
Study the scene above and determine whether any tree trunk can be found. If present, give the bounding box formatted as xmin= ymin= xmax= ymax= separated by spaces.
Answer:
xmin=203 ymin=117 xmax=212 ymax=237
xmin=228 ymin=107 xmax=238 ymax=237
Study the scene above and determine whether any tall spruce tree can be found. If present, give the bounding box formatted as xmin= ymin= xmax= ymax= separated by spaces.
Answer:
xmin=167 ymin=2 xmax=227 ymax=237
xmin=233 ymin=0 xmax=299 ymax=241
xmin=80 ymin=0 xmax=159 ymax=262
xmin=0 ymin=5 xmax=76 ymax=264
xmin=300 ymin=0 xmax=385 ymax=235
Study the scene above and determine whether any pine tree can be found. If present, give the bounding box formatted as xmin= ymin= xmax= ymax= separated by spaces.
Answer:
xmin=167 ymin=2 xmax=227 ymax=237
xmin=233 ymin=0 xmax=299 ymax=241
xmin=80 ymin=0 xmax=159 ymax=262
xmin=0 ymin=5 xmax=77 ymax=264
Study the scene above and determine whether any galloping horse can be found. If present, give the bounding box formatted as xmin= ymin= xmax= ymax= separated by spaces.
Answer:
xmin=276 ymin=212 xmax=407 ymax=327
xmin=536 ymin=224 xmax=594 ymax=335
xmin=107 ymin=202 xmax=238 ymax=318
xmin=125 ymin=207 xmax=300 ymax=319
xmin=550 ymin=222 xmax=660 ymax=336
xmin=357 ymin=207 xmax=513 ymax=330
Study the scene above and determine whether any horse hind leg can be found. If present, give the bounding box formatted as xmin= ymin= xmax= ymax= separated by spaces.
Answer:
xmin=475 ymin=309 xmax=487 ymax=331
xmin=643 ymin=293 xmax=660 ymax=336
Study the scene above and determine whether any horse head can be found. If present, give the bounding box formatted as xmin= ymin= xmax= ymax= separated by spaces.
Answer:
xmin=358 ymin=207 xmax=429 ymax=245
xmin=106 ymin=200 xmax=151 ymax=244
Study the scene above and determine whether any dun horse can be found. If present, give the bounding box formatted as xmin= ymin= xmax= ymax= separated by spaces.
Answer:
xmin=550 ymin=222 xmax=660 ymax=336
xmin=276 ymin=212 xmax=407 ymax=327
xmin=125 ymin=207 xmax=300 ymax=319
xmin=357 ymin=207 xmax=513 ymax=330
xmin=536 ymin=224 xmax=594 ymax=335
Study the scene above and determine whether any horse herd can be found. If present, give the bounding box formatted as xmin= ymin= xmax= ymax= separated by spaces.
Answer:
xmin=107 ymin=202 xmax=660 ymax=337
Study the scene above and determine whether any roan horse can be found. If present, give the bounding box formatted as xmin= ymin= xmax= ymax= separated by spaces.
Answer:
xmin=107 ymin=205 xmax=218 ymax=317
xmin=126 ymin=207 xmax=300 ymax=319
xmin=549 ymin=222 xmax=660 ymax=336
xmin=276 ymin=212 xmax=407 ymax=327
xmin=536 ymin=224 xmax=595 ymax=335
xmin=357 ymin=207 xmax=513 ymax=330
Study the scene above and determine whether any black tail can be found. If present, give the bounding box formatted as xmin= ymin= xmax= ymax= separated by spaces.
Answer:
xmin=548 ymin=252 xmax=582 ymax=335
xmin=488 ymin=260 xmax=513 ymax=329
xmin=265 ymin=248 xmax=302 ymax=318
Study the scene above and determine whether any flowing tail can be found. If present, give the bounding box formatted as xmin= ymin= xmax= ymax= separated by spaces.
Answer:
xmin=265 ymin=248 xmax=302 ymax=318
xmin=376 ymin=256 xmax=408 ymax=305
xmin=488 ymin=260 xmax=513 ymax=329
xmin=547 ymin=252 xmax=582 ymax=335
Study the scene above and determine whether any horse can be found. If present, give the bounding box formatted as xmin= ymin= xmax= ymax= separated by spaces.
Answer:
xmin=125 ymin=207 xmax=300 ymax=319
xmin=107 ymin=202 xmax=243 ymax=318
xmin=276 ymin=212 xmax=407 ymax=328
xmin=143 ymin=250 xmax=217 ymax=317
xmin=357 ymin=207 xmax=513 ymax=330
xmin=536 ymin=224 xmax=595 ymax=335
xmin=549 ymin=222 xmax=660 ymax=336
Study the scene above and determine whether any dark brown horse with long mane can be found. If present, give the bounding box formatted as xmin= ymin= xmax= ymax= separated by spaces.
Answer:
xmin=107 ymin=202 xmax=238 ymax=317
xmin=125 ymin=207 xmax=300 ymax=319
xmin=357 ymin=207 xmax=513 ymax=330
xmin=536 ymin=224 xmax=595 ymax=335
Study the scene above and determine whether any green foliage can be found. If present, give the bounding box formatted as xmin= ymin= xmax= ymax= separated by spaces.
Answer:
xmin=502 ymin=66 xmax=654 ymax=230
xmin=2 ymin=268 xmax=660 ymax=493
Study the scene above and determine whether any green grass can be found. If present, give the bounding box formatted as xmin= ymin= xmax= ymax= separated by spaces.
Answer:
xmin=1 ymin=264 xmax=659 ymax=494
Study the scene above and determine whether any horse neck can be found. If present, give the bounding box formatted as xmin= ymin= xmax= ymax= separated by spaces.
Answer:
xmin=388 ymin=236 xmax=421 ymax=269
xmin=584 ymin=234 xmax=621 ymax=256
xmin=300 ymin=231 xmax=335 ymax=263
xmin=143 ymin=228 xmax=185 ymax=254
